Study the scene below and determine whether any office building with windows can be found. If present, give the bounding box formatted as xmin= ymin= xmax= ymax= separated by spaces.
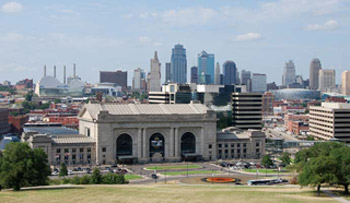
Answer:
xmin=198 ymin=51 xmax=215 ymax=84
xmin=232 ymin=92 xmax=263 ymax=130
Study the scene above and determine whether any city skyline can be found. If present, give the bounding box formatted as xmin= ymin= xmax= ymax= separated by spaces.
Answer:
xmin=0 ymin=0 xmax=350 ymax=85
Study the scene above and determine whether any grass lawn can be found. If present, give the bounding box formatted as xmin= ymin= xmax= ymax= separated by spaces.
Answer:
xmin=0 ymin=185 xmax=336 ymax=203
xmin=243 ymin=169 xmax=290 ymax=174
xmin=145 ymin=164 xmax=201 ymax=170
xmin=125 ymin=174 xmax=142 ymax=180
xmin=160 ymin=170 xmax=220 ymax=176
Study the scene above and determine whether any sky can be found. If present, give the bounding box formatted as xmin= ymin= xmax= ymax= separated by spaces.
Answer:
xmin=0 ymin=0 xmax=350 ymax=86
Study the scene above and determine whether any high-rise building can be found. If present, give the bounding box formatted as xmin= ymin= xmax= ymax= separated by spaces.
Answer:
xmin=241 ymin=70 xmax=251 ymax=85
xmin=214 ymin=62 xmax=221 ymax=85
xmin=223 ymin=61 xmax=237 ymax=85
xmin=99 ymin=70 xmax=127 ymax=89
xmin=190 ymin=66 xmax=198 ymax=83
xmin=342 ymin=71 xmax=350 ymax=95
xmin=165 ymin=63 xmax=171 ymax=82
xmin=198 ymin=51 xmax=214 ymax=84
xmin=132 ymin=68 xmax=145 ymax=91
xmin=150 ymin=51 xmax=161 ymax=92
xmin=251 ymin=73 xmax=267 ymax=93
xmin=310 ymin=102 xmax=350 ymax=142
xmin=319 ymin=69 xmax=336 ymax=92
xmin=309 ymin=58 xmax=322 ymax=90
xmin=262 ymin=92 xmax=274 ymax=116
xmin=232 ymin=92 xmax=262 ymax=130
xmin=171 ymin=44 xmax=187 ymax=83
xmin=282 ymin=60 xmax=296 ymax=86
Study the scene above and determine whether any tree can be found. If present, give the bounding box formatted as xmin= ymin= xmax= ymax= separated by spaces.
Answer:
xmin=91 ymin=168 xmax=102 ymax=184
xmin=280 ymin=152 xmax=291 ymax=166
xmin=59 ymin=163 xmax=68 ymax=177
xmin=25 ymin=92 xmax=33 ymax=102
xmin=295 ymin=142 xmax=350 ymax=194
xmin=0 ymin=142 xmax=51 ymax=190
xmin=261 ymin=155 xmax=273 ymax=168
xmin=298 ymin=155 xmax=338 ymax=195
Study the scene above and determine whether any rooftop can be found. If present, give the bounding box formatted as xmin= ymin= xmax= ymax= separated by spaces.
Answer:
xmin=80 ymin=103 xmax=210 ymax=119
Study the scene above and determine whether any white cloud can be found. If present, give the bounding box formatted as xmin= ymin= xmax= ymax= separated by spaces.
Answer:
xmin=221 ymin=0 xmax=342 ymax=23
xmin=306 ymin=20 xmax=339 ymax=31
xmin=1 ymin=2 xmax=23 ymax=13
xmin=0 ymin=32 xmax=23 ymax=42
xmin=161 ymin=7 xmax=217 ymax=26
xmin=0 ymin=64 xmax=35 ymax=73
xmin=138 ymin=36 xmax=152 ymax=44
xmin=138 ymin=36 xmax=162 ymax=47
xmin=60 ymin=9 xmax=80 ymax=16
xmin=235 ymin=33 xmax=262 ymax=41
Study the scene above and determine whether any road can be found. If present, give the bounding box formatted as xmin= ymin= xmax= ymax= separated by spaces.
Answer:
xmin=264 ymin=128 xmax=299 ymax=141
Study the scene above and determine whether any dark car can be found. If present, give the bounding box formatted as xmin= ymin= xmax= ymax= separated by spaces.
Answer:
xmin=151 ymin=174 xmax=158 ymax=179
xmin=220 ymin=162 xmax=228 ymax=167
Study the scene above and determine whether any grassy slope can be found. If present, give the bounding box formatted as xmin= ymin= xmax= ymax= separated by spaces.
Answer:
xmin=0 ymin=185 xmax=336 ymax=203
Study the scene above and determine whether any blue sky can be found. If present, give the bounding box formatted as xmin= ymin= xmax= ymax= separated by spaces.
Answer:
xmin=0 ymin=0 xmax=349 ymax=85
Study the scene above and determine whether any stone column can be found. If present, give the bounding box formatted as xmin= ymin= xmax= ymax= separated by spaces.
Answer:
xmin=174 ymin=128 xmax=179 ymax=158
xmin=142 ymin=128 xmax=147 ymax=159
xmin=169 ymin=128 xmax=174 ymax=157
xmin=137 ymin=128 xmax=142 ymax=159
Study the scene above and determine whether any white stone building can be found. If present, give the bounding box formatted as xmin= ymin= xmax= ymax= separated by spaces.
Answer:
xmin=78 ymin=103 xmax=217 ymax=164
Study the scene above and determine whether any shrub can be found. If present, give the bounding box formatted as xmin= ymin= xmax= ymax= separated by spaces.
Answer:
xmin=62 ymin=178 xmax=70 ymax=184
xmin=80 ymin=175 xmax=91 ymax=184
xmin=91 ymin=168 xmax=102 ymax=184
xmin=71 ymin=176 xmax=81 ymax=185
xmin=102 ymin=173 xmax=128 ymax=184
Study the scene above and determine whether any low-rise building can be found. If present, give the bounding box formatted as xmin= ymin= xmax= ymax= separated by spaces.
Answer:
xmin=216 ymin=127 xmax=265 ymax=159
xmin=310 ymin=102 xmax=350 ymax=143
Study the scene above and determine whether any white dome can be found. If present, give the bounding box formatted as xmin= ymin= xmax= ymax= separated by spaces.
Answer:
xmin=37 ymin=76 xmax=62 ymax=88
xmin=68 ymin=78 xmax=84 ymax=89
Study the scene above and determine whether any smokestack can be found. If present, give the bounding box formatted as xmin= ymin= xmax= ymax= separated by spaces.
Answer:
xmin=44 ymin=65 xmax=47 ymax=77
xmin=63 ymin=65 xmax=66 ymax=84
xmin=54 ymin=65 xmax=56 ymax=78
xmin=73 ymin=63 xmax=76 ymax=78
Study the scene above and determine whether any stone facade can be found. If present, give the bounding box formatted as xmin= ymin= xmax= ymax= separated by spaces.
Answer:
xmin=78 ymin=103 xmax=217 ymax=164
xmin=216 ymin=128 xmax=266 ymax=160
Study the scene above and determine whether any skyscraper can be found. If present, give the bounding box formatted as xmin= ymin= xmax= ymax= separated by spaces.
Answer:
xmin=198 ymin=51 xmax=214 ymax=84
xmin=251 ymin=73 xmax=267 ymax=93
xmin=165 ymin=63 xmax=171 ymax=82
xmin=342 ymin=71 xmax=350 ymax=95
xmin=309 ymin=58 xmax=322 ymax=90
xmin=171 ymin=44 xmax=187 ymax=83
xmin=150 ymin=51 xmax=161 ymax=92
xmin=282 ymin=60 xmax=296 ymax=86
xmin=214 ymin=62 xmax=221 ymax=85
xmin=132 ymin=68 xmax=145 ymax=91
xmin=319 ymin=69 xmax=336 ymax=92
xmin=223 ymin=60 xmax=237 ymax=85
xmin=241 ymin=70 xmax=251 ymax=85
xmin=190 ymin=66 xmax=198 ymax=83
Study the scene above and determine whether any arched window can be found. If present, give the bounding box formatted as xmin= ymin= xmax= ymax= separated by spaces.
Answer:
xmin=181 ymin=132 xmax=196 ymax=154
xmin=117 ymin=134 xmax=132 ymax=156
xmin=149 ymin=133 xmax=165 ymax=157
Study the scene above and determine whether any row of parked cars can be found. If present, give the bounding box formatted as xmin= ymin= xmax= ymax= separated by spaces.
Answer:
xmin=219 ymin=161 xmax=286 ymax=170
xmin=51 ymin=165 xmax=128 ymax=176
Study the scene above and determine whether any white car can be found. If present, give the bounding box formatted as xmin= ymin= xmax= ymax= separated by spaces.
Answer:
xmin=68 ymin=169 xmax=73 ymax=175
xmin=51 ymin=171 xmax=58 ymax=176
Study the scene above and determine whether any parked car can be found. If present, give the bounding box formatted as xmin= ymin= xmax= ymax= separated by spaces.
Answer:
xmin=151 ymin=174 xmax=158 ymax=179
xmin=51 ymin=171 xmax=58 ymax=176
xmin=68 ymin=169 xmax=73 ymax=175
